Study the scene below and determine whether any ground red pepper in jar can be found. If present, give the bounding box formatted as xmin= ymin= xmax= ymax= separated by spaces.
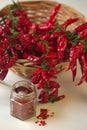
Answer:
xmin=10 ymin=80 xmax=36 ymax=120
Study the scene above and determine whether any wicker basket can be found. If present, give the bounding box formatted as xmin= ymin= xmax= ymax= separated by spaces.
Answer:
xmin=0 ymin=0 xmax=86 ymax=78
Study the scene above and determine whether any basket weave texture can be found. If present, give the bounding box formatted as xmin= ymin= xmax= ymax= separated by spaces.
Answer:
xmin=0 ymin=0 xmax=86 ymax=78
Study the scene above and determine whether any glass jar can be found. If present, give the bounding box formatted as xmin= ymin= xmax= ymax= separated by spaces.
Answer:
xmin=10 ymin=80 xmax=37 ymax=120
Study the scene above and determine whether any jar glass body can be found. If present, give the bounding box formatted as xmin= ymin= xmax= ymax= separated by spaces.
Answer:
xmin=10 ymin=80 xmax=36 ymax=120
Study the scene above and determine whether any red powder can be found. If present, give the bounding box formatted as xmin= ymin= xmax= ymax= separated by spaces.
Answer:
xmin=37 ymin=109 xmax=49 ymax=120
xmin=35 ymin=108 xmax=54 ymax=126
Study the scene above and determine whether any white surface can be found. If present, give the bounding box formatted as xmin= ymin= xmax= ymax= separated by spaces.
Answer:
xmin=0 ymin=0 xmax=87 ymax=130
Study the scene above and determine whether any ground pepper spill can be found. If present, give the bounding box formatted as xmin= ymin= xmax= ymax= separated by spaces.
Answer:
xmin=35 ymin=108 xmax=54 ymax=126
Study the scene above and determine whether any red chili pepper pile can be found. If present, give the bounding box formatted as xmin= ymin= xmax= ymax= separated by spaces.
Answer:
xmin=0 ymin=2 xmax=87 ymax=103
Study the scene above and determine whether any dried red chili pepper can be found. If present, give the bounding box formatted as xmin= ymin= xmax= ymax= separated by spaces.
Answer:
xmin=75 ymin=22 xmax=87 ymax=33
xmin=42 ymin=70 xmax=50 ymax=82
xmin=38 ymin=22 xmax=54 ymax=31
xmin=0 ymin=37 xmax=10 ymax=51
xmin=5 ymin=19 xmax=11 ymax=28
xmin=48 ymin=4 xmax=61 ymax=23
xmin=50 ymin=31 xmax=66 ymax=39
xmin=58 ymin=95 xmax=65 ymax=100
xmin=49 ymin=81 xmax=60 ymax=88
xmin=32 ymin=69 xmax=42 ymax=76
xmin=38 ymin=90 xmax=49 ymax=103
xmin=47 ymin=59 xmax=58 ymax=68
xmin=79 ymin=29 xmax=87 ymax=39
xmin=46 ymin=52 xmax=57 ymax=59
xmin=38 ymin=42 xmax=46 ymax=53
xmin=23 ymin=54 xmax=41 ymax=64
xmin=57 ymin=36 xmax=68 ymax=62
xmin=61 ymin=18 xmax=79 ymax=29
xmin=31 ymin=74 xmax=41 ymax=84
xmin=40 ymin=33 xmax=50 ymax=40
xmin=16 ymin=33 xmax=32 ymax=49
xmin=0 ymin=47 xmax=18 ymax=70
xmin=77 ymin=53 xmax=87 ymax=85
xmin=30 ymin=23 xmax=37 ymax=32
xmin=49 ymin=88 xmax=58 ymax=99
xmin=15 ymin=10 xmax=31 ymax=33
xmin=48 ymin=70 xmax=60 ymax=78
xmin=6 ymin=48 xmax=18 ymax=69
xmin=71 ymin=61 xmax=77 ymax=81
xmin=0 ymin=69 xmax=8 ymax=80
xmin=67 ymin=42 xmax=84 ymax=70
xmin=37 ymin=79 xmax=46 ymax=89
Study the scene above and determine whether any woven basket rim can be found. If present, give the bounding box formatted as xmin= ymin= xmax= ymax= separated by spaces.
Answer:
xmin=0 ymin=0 xmax=86 ymax=21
